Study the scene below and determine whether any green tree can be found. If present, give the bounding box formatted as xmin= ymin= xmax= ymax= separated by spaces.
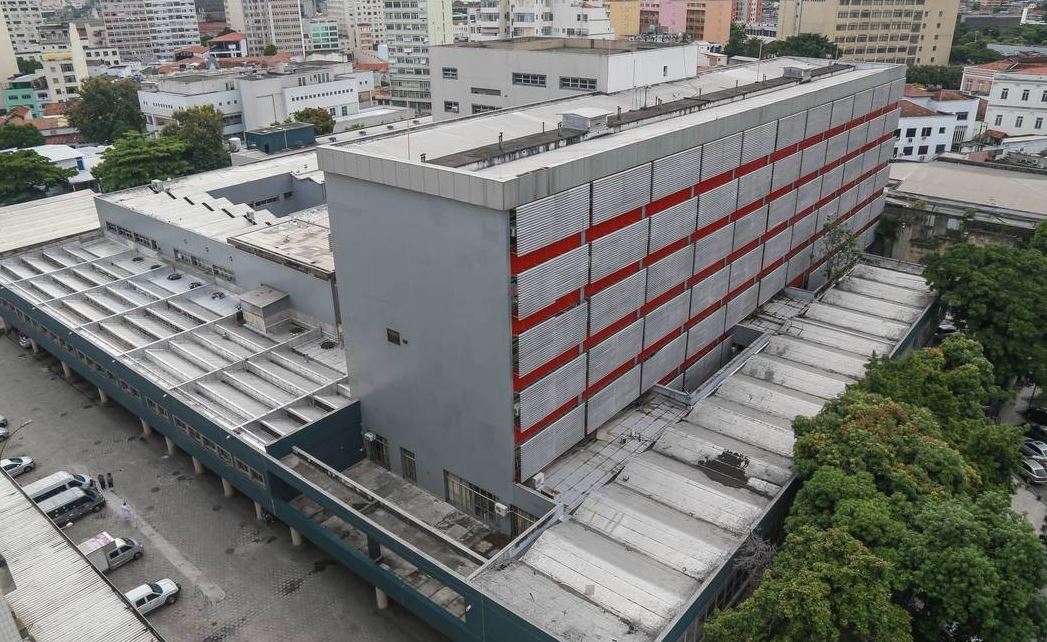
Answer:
xmin=0 ymin=150 xmax=76 ymax=205
xmin=905 ymin=65 xmax=963 ymax=90
xmin=924 ymin=243 xmax=1047 ymax=387
xmin=1029 ymin=220 xmax=1047 ymax=255
xmin=67 ymin=76 xmax=145 ymax=144
xmin=262 ymin=43 xmax=278 ymax=55
xmin=950 ymin=41 xmax=1004 ymax=65
xmin=0 ymin=124 xmax=45 ymax=149
xmin=92 ymin=132 xmax=191 ymax=192
xmin=818 ymin=220 xmax=861 ymax=285
xmin=161 ymin=104 xmax=230 ymax=172
xmin=772 ymin=33 xmax=840 ymax=59
xmin=724 ymin=23 xmax=747 ymax=57
xmin=291 ymin=107 xmax=335 ymax=135
xmin=16 ymin=57 xmax=42 ymax=75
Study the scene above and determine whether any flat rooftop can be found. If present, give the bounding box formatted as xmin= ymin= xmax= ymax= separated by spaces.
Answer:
xmin=228 ymin=205 xmax=335 ymax=277
xmin=473 ymin=260 xmax=934 ymax=642
xmin=888 ymin=160 xmax=1047 ymax=222
xmin=0 ymin=473 xmax=164 ymax=642
xmin=0 ymin=190 xmax=100 ymax=257
xmin=0 ymin=234 xmax=352 ymax=449
xmin=441 ymin=36 xmax=692 ymax=53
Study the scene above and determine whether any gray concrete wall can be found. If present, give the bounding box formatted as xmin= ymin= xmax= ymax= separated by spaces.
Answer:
xmin=325 ymin=173 xmax=517 ymax=504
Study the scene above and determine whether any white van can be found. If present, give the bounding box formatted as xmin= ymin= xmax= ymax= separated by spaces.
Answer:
xmin=38 ymin=487 xmax=105 ymax=523
xmin=125 ymin=579 xmax=180 ymax=615
xmin=23 ymin=471 xmax=95 ymax=503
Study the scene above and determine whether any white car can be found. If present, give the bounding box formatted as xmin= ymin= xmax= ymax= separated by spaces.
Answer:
xmin=125 ymin=579 xmax=180 ymax=615
xmin=1 ymin=456 xmax=34 ymax=478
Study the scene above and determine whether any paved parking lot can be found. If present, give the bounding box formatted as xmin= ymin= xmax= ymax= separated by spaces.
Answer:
xmin=0 ymin=334 xmax=444 ymax=642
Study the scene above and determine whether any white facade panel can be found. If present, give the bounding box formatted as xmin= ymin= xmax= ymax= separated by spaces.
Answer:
xmin=771 ymin=151 xmax=801 ymax=190
xmin=693 ymin=223 xmax=733 ymax=273
xmin=698 ymin=179 xmax=738 ymax=228
xmin=586 ymin=365 xmax=641 ymax=431
xmin=838 ymin=186 xmax=858 ymax=217
xmin=684 ymin=342 xmax=724 ymax=392
xmin=652 ymin=146 xmax=702 ymax=200
xmin=848 ymin=122 xmax=869 ymax=153
xmin=518 ymin=405 xmax=585 ymax=480
xmin=821 ymin=165 xmax=843 ymax=198
xmin=776 ymin=111 xmax=807 ymax=149
xmin=640 ymin=334 xmax=686 ymax=392
xmin=686 ymin=306 xmax=726 ymax=357
xmin=852 ymin=88 xmax=874 ymax=119
xmin=817 ymin=198 xmax=840 ymax=230
xmin=831 ymin=96 xmax=854 ymax=128
xmin=737 ymin=165 xmax=772 ymax=207
xmin=588 ymin=269 xmax=646 ymax=335
xmin=518 ymin=353 xmax=587 ymax=432
xmin=862 ymin=148 xmax=880 ymax=176
xmin=801 ymin=140 xmax=826 ymax=177
xmin=728 ymin=245 xmax=762 ymax=291
xmin=587 ymin=318 xmax=643 ymax=384
xmin=514 ymin=184 xmax=589 ymax=255
xmin=867 ymin=114 xmax=886 ymax=143
xmin=646 ymin=245 xmax=693 ymax=302
xmin=843 ymin=156 xmax=864 ymax=187
xmin=762 ymin=227 xmax=791 ymax=266
xmin=787 ymin=245 xmax=811 ymax=281
xmin=825 ymin=131 xmax=848 ymax=165
xmin=701 ymin=133 xmax=742 ymax=180
xmin=767 ymin=190 xmax=797 ymax=230
xmin=516 ymin=246 xmax=588 ymax=318
xmin=797 ymin=176 xmax=822 ymax=214
xmin=592 ymin=165 xmax=652 ymax=224
xmin=732 ymin=206 xmax=767 ymax=250
xmin=872 ymin=82 xmax=890 ymax=110
xmin=725 ymin=284 xmax=758 ymax=327
xmin=590 ymin=219 xmax=649 ymax=282
xmin=883 ymin=109 xmax=900 ymax=135
xmin=758 ymin=263 xmax=788 ymax=305
xmin=805 ymin=103 xmax=832 ymax=137
xmin=791 ymin=210 xmax=817 ymax=248
xmin=516 ymin=303 xmax=588 ymax=377
xmin=648 ymin=197 xmax=697 ymax=253
xmin=643 ymin=290 xmax=689 ymax=349
xmin=741 ymin=121 xmax=777 ymax=164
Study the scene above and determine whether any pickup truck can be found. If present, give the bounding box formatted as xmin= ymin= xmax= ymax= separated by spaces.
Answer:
xmin=77 ymin=531 xmax=143 ymax=573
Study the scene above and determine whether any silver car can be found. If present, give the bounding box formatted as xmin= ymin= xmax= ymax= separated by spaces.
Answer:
xmin=0 ymin=456 xmax=34 ymax=478
xmin=1021 ymin=458 xmax=1047 ymax=484
xmin=0 ymin=416 xmax=8 ymax=441
xmin=1021 ymin=439 xmax=1047 ymax=463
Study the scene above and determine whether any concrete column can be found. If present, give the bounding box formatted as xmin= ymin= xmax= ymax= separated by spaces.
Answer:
xmin=61 ymin=361 xmax=72 ymax=379
xmin=98 ymin=387 xmax=109 ymax=404
xmin=221 ymin=478 xmax=234 ymax=498
xmin=30 ymin=338 xmax=38 ymax=354
xmin=290 ymin=527 xmax=303 ymax=547
xmin=140 ymin=418 xmax=152 ymax=438
xmin=254 ymin=501 xmax=264 ymax=521
xmin=191 ymin=456 xmax=204 ymax=475
xmin=375 ymin=587 xmax=389 ymax=610
xmin=164 ymin=436 xmax=176 ymax=456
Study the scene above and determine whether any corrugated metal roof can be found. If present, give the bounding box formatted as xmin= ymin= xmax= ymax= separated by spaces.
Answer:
xmin=0 ymin=191 xmax=100 ymax=258
xmin=0 ymin=475 xmax=164 ymax=642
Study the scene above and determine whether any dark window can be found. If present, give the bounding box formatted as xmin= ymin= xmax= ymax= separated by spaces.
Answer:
xmin=511 ymin=72 xmax=546 ymax=87
xmin=470 ymin=86 xmax=500 ymax=96
xmin=441 ymin=67 xmax=457 ymax=79
xmin=955 ymin=111 xmax=968 ymax=121
xmin=938 ymin=127 xmax=945 ymax=134
xmin=1001 ymin=88 xmax=1009 ymax=99
xmin=903 ymin=146 xmax=913 ymax=155
xmin=401 ymin=448 xmax=417 ymax=483
xmin=472 ymin=103 xmax=499 ymax=114
xmin=917 ymin=145 xmax=928 ymax=155
xmin=368 ymin=434 xmax=390 ymax=469
xmin=443 ymin=100 xmax=459 ymax=113
xmin=559 ymin=76 xmax=597 ymax=91
xmin=905 ymin=127 xmax=916 ymax=137
xmin=934 ymin=144 xmax=945 ymax=153
xmin=1022 ymin=89 xmax=1030 ymax=101
xmin=920 ymin=127 xmax=932 ymax=136
xmin=386 ymin=328 xmax=401 ymax=345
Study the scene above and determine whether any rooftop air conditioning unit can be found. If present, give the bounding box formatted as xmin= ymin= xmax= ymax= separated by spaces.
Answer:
xmin=494 ymin=502 xmax=509 ymax=517
xmin=532 ymin=472 xmax=545 ymax=490
xmin=363 ymin=431 xmax=376 ymax=442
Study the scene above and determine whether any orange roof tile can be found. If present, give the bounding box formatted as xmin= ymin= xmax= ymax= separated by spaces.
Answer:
xmin=210 ymin=31 xmax=245 ymax=42
xmin=899 ymin=100 xmax=942 ymax=118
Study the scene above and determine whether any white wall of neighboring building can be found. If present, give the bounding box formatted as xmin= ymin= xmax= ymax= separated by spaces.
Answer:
xmin=467 ymin=0 xmax=613 ymax=39
xmin=904 ymin=94 xmax=982 ymax=144
xmin=985 ymin=72 xmax=1047 ymax=136
xmin=140 ymin=87 xmax=243 ymax=134
xmin=893 ymin=113 xmax=957 ymax=161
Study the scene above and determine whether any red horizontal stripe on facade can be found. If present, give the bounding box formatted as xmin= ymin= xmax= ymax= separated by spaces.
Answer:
xmin=584 ymin=311 xmax=638 ymax=350
xmin=514 ymin=346 xmax=581 ymax=392
xmin=638 ymin=327 xmax=682 ymax=362
xmin=685 ymin=302 xmax=721 ymax=330
xmin=770 ymin=145 xmax=798 ymax=162
xmin=692 ymin=214 xmax=731 ymax=243
xmin=587 ymin=207 xmax=644 ymax=242
xmin=758 ymin=257 xmax=786 ymax=279
xmin=725 ymin=237 xmax=760 ymax=264
xmin=659 ymin=370 xmax=679 ymax=386
xmin=695 ymin=170 xmax=734 ymax=194
xmin=640 ymin=282 xmax=686 ymax=316
xmin=796 ymin=170 xmax=820 ymax=188
xmin=645 ymin=186 xmax=692 ymax=216
xmin=683 ymin=337 xmax=719 ymax=369
xmin=585 ymin=260 xmax=642 ymax=298
xmin=730 ymin=199 xmax=765 ymax=222
xmin=799 ymin=134 xmax=824 ymax=150
xmin=645 ymin=236 xmax=691 ymax=267
xmin=689 ymin=259 xmax=727 ymax=287
xmin=763 ymin=220 xmax=789 ymax=241
xmin=825 ymin=124 xmax=847 ymax=138
xmin=735 ymin=156 xmax=768 ymax=178
xmin=584 ymin=360 xmax=635 ymax=398
xmin=725 ymin=278 xmax=757 ymax=303
xmin=789 ymin=274 xmax=805 ymax=288
xmin=511 ymin=234 xmax=582 ymax=275
xmin=516 ymin=398 xmax=579 ymax=444
xmin=766 ymin=184 xmax=794 ymax=203
xmin=512 ymin=290 xmax=580 ymax=335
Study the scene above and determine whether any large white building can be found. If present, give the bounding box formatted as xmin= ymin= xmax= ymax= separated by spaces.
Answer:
xmin=893 ymin=100 xmax=957 ymax=162
xmin=903 ymin=83 xmax=981 ymax=147
xmin=225 ymin=0 xmax=306 ymax=56
xmin=139 ymin=62 xmax=380 ymax=136
xmin=100 ymin=0 xmax=199 ymax=59
xmin=430 ymin=38 xmax=708 ymax=121
xmin=984 ymin=70 xmax=1047 ymax=136
xmin=0 ymin=0 xmax=43 ymax=53
xmin=470 ymin=0 xmax=613 ymax=40
xmin=327 ymin=0 xmax=386 ymax=53
xmin=385 ymin=0 xmax=453 ymax=114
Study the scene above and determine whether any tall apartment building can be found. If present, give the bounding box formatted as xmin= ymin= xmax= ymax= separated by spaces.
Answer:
xmin=777 ymin=0 xmax=958 ymax=65
xmin=318 ymin=57 xmax=902 ymax=525
xmin=0 ymin=12 xmax=17 ymax=84
xmin=608 ymin=0 xmax=641 ymax=35
xmin=224 ymin=0 xmax=305 ymax=56
xmin=732 ymin=0 xmax=761 ymax=24
xmin=385 ymin=0 xmax=452 ymax=114
xmin=327 ymin=0 xmax=385 ymax=52
xmin=101 ymin=0 xmax=199 ymax=59
xmin=639 ymin=0 xmax=732 ymax=45
xmin=32 ymin=22 xmax=121 ymax=103
xmin=0 ymin=0 xmax=42 ymax=53
xmin=469 ymin=0 xmax=614 ymax=40
xmin=430 ymin=38 xmax=708 ymax=120
xmin=305 ymin=17 xmax=340 ymax=51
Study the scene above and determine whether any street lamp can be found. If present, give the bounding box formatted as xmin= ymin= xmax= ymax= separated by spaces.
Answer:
xmin=0 ymin=419 xmax=33 ymax=460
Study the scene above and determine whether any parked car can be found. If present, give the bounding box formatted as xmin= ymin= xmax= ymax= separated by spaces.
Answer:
xmin=1026 ymin=405 xmax=1047 ymax=427
xmin=1021 ymin=438 xmax=1047 ymax=462
xmin=17 ymin=334 xmax=31 ymax=349
xmin=125 ymin=579 xmax=180 ymax=615
xmin=78 ymin=531 xmax=143 ymax=573
xmin=1021 ymin=458 xmax=1047 ymax=484
xmin=1 ymin=456 xmax=34 ymax=478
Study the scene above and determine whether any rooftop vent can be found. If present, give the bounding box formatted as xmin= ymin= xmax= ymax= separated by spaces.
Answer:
xmin=561 ymin=108 xmax=611 ymax=134
xmin=782 ymin=67 xmax=812 ymax=82
xmin=320 ymin=340 xmax=337 ymax=350
xmin=166 ymin=273 xmax=183 ymax=281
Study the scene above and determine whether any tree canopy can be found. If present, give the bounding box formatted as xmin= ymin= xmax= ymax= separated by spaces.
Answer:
xmin=291 ymin=107 xmax=335 ymax=135
xmin=905 ymin=65 xmax=963 ymax=90
xmin=161 ymin=105 xmax=230 ymax=172
xmin=67 ymin=77 xmax=145 ymax=144
xmin=0 ymin=124 xmax=45 ymax=149
xmin=725 ymin=28 xmax=839 ymax=60
xmin=0 ymin=150 xmax=76 ymax=205
xmin=1029 ymin=220 xmax=1047 ymax=255
xmin=262 ymin=43 xmax=278 ymax=56
xmin=92 ymin=132 xmax=191 ymax=192
xmin=16 ymin=56 xmax=41 ymax=75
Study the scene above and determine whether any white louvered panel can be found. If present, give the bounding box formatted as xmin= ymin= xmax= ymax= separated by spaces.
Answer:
xmin=831 ymin=96 xmax=854 ymax=128
xmin=516 ymin=303 xmax=588 ymax=378
xmin=838 ymin=187 xmax=858 ymax=217
xmin=588 ymin=269 xmax=646 ymax=335
xmin=862 ymin=148 xmax=880 ymax=176
xmin=763 ymin=227 xmax=791 ymax=267
xmin=808 ymin=262 xmax=829 ymax=292
xmin=810 ymin=230 xmax=829 ymax=263
xmin=858 ymin=177 xmax=874 ymax=205
xmin=641 ymin=334 xmax=686 ymax=392
xmin=643 ymin=291 xmax=689 ymax=349
xmin=666 ymin=372 xmax=684 ymax=391
xmin=729 ymin=245 xmax=762 ymax=291
xmin=588 ymin=318 xmax=643 ymax=384
xmin=652 ymin=145 xmax=702 ymax=201
xmin=852 ymin=88 xmax=874 ymax=120
xmin=701 ymin=133 xmax=742 ymax=181
xmin=725 ymin=284 xmax=758 ymax=328
xmin=732 ymin=206 xmax=767 ymax=250
xmin=817 ymin=198 xmax=839 ymax=230
xmin=861 ymin=225 xmax=876 ymax=250
xmin=767 ymin=190 xmax=797 ymax=230
xmin=866 ymin=115 xmax=886 ymax=143
xmin=592 ymin=164 xmax=652 ymax=225
xmin=758 ymin=263 xmax=788 ymax=305
xmin=857 ymin=203 xmax=874 ymax=231
xmin=889 ymin=78 xmax=905 ymax=103
xmin=788 ymin=246 xmax=811 ymax=281
xmin=821 ymin=165 xmax=843 ymax=198
xmin=883 ymin=109 xmax=900 ymax=134
xmin=843 ymin=156 xmax=863 ymax=187
xmin=791 ymin=211 xmax=817 ymax=248
xmin=800 ymin=140 xmax=826 ymax=177
xmin=646 ymin=245 xmax=693 ymax=302
xmin=805 ymin=103 xmax=832 ymax=137
xmin=685 ymin=342 xmax=724 ymax=392
xmin=771 ymin=151 xmax=801 ymax=190
xmin=875 ymin=166 xmax=889 ymax=191
xmin=825 ymin=132 xmax=848 ymax=165
xmin=518 ymin=405 xmax=585 ymax=481
xmin=514 ymin=185 xmax=590 ymax=255
xmin=586 ymin=365 xmax=641 ymax=432
xmin=589 ymin=219 xmax=649 ymax=282
xmin=698 ymin=179 xmax=738 ymax=228
xmin=848 ymin=123 xmax=869 ymax=153
xmin=693 ymin=223 xmax=734 ymax=273
xmin=742 ymin=121 xmax=778 ymax=164
xmin=516 ymin=246 xmax=588 ymax=318
xmin=518 ymin=353 xmax=587 ymax=432
xmin=737 ymin=165 xmax=772 ymax=207
xmin=872 ymin=82 xmax=890 ymax=110
xmin=689 ymin=265 xmax=729 ymax=317
xmin=777 ymin=111 xmax=807 ymax=149
xmin=879 ymin=139 xmax=895 ymax=164
xmin=797 ymin=176 xmax=822 ymax=214
xmin=648 ymin=197 xmax=697 ymax=253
